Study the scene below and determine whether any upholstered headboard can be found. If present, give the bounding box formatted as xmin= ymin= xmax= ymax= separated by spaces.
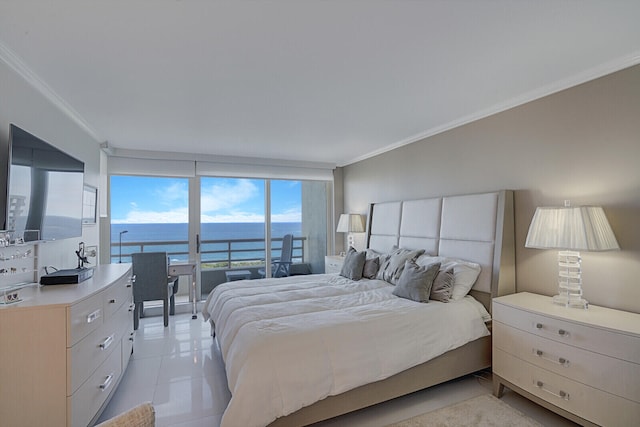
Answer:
xmin=366 ymin=190 xmax=515 ymax=311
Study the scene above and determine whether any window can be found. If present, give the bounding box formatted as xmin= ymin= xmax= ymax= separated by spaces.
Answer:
xmin=110 ymin=176 xmax=189 ymax=264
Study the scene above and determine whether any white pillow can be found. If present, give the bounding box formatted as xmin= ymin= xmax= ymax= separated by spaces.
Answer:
xmin=415 ymin=255 xmax=481 ymax=300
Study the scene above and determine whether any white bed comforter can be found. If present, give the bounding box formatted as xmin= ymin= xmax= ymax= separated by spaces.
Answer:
xmin=203 ymin=274 xmax=491 ymax=427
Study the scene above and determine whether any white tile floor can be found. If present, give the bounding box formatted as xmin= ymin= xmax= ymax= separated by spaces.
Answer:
xmin=97 ymin=312 xmax=578 ymax=427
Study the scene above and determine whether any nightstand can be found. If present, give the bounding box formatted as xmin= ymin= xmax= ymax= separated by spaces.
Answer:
xmin=324 ymin=255 xmax=345 ymax=274
xmin=492 ymin=292 xmax=640 ymax=427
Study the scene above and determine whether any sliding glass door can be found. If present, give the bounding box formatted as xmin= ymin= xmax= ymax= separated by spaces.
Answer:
xmin=199 ymin=177 xmax=266 ymax=296
xmin=111 ymin=173 xmax=330 ymax=303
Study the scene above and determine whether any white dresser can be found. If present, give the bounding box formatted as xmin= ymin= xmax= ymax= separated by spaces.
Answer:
xmin=324 ymin=255 xmax=345 ymax=274
xmin=492 ymin=292 xmax=640 ymax=427
xmin=0 ymin=264 xmax=134 ymax=427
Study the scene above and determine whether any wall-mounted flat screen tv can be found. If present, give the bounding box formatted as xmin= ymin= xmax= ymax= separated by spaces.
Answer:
xmin=5 ymin=124 xmax=84 ymax=241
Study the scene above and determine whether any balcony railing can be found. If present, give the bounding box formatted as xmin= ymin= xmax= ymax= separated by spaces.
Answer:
xmin=111 ymin=236 xmax=306 ymax=269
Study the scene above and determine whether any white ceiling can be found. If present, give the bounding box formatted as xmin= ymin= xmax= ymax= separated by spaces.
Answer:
xmin=1 ymin=1 xmax=639 ymax=167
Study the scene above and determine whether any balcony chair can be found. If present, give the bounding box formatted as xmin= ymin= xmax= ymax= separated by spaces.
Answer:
xmin=131 ymin=252 xmax=179 ymax=329
xmin=259 ymin=234 xmax=294 ymax=278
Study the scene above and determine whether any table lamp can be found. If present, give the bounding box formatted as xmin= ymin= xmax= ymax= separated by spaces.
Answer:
xmin=336 ymin=213 xmax=365 ymax=250
xmin=525 ymin=201 xmax=619 ymax=309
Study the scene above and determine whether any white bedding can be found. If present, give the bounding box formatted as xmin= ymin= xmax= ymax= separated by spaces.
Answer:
xmin=203 ymin=274 xmax=491 ymax=427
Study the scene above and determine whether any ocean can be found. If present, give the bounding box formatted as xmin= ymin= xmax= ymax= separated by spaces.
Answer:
xmin=111 ymin=222 xmax=302 ymax=263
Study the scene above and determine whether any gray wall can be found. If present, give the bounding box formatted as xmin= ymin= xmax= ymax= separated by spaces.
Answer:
xmin=0 ymin=60 xmax=101 ymax=272
xmin=342 ymin=64 xmax=640 ymax=313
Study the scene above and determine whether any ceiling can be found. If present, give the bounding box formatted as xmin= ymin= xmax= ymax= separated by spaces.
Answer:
xmin=1 ymin=1 xmax=639 ymax=167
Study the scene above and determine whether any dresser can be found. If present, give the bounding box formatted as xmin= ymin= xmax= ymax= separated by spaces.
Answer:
xmin=324 ymin=255 xmax=345 ymax=274
xmin=492 ymin=292 xmax=640 ymax=427
xmin=0 ymin=264 xmax=134 ymax=427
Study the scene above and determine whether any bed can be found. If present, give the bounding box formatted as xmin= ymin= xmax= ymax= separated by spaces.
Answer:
xmin=203 ymin=190 xmax=515 ymax=427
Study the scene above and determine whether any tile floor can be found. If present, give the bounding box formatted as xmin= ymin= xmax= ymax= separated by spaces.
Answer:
xmin=97 ymin=312 xmax=578 ymax=427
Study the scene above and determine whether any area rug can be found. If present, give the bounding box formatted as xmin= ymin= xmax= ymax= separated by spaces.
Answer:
xmin=386 ymin=394 xmax=543 ymax=427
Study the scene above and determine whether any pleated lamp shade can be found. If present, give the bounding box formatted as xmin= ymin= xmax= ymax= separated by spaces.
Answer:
xmin=336 ymin=214 xmax=365 ymax=233
xmin=525 ymin=206 xmax=619 ymax=251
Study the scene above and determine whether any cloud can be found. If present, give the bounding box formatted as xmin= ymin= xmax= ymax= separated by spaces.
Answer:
xmin=201 ymin=179 xmax=260 ymax=213
xmin=272 ymin=207 xmax=301 ymax=222
xmin=112 ymin=207 xmax=189 ymax=224
xmin=155 ymin=181 xmax=188 ymax=206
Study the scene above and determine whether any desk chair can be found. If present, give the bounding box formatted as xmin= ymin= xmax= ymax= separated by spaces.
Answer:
xmin=259 ymin=234 xmax=293 ymax=278
xmin=131 ymin=252 xmax=179 ymax=329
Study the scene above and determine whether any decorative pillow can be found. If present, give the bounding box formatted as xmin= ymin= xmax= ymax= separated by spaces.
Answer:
xmin=362 ymin=256 xmax=380 ymax=279
xmin=376 ymin=248 xmax=425 ymax=285
xmin=393 ymin=261 xmax=441 ymax=303
xmin=430 ymin=268 xmax=454 ymax=302
xmin=339 ymin=247 xmax=366 ymax=280
xmin=441 ymin=259 xmax=481 ymax=301
xmin=366 ymin=248 xmax=383 ymax=259
xmin=415 ymin=255 xmax=481 ymax=300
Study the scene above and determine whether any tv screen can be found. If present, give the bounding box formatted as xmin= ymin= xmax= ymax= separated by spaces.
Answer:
xmin=7 ymin=124 xmax=84 ymax=241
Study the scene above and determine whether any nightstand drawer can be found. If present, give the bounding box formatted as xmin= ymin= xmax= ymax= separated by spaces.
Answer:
xmin=494 ymin=348 xmax=640 ymax=427
xmin=493 ymin=301 xmax=640 ymax=364
xmin=494 ymin=321 xmax=640 ymax=402
xmin=325 ymin=256 xmax=345 ymax=274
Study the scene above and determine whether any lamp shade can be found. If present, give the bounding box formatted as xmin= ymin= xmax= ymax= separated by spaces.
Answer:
xmin=525 ymin=206 xmax=619 ymax=252
xmin=336 ymin=214 xmax=365 ymax=233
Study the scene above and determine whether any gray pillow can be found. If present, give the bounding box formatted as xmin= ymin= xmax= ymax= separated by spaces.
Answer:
xmin=362 ymin=256 xmax=380 ymax=279
xmin=393 ymin=261 xmax=441 ymax=303
xmin=377 ymin=248 xmax=425 ymax=285
xmin=339 ymin=247 xmax=366 ymax=280
xmin=430 ymin=268 xmax=454 ymax=302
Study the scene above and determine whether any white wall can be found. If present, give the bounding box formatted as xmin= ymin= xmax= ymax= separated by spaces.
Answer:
xmin=342 ymin=64 xmax=640 ymax=313
xmin=0 ymin=60 xmax=101 ymax=273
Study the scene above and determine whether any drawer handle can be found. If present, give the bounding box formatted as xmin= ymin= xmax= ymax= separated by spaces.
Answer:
xmin=99 ymin=373 xmax=115 ymax=391
xmin=534 ymin=323 xmax=570 ymax=338
xmin=128 ymin=303 xmax=135 ymax=312
xmin=86 ymin=309 xmax=102 ymax=324
xmin=535 ymin=380 xmax=570 ymax=401
xmin=99 ymin=335 xmax=114 ymax=350
xmin=109 ymin=298 xmax=117 ymax=304
xmin=533 ymin=349 xmax=570 ymax=367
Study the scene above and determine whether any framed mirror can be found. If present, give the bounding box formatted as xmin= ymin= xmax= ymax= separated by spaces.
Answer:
xmin=83 ymin=185 xmax=98 ymax=225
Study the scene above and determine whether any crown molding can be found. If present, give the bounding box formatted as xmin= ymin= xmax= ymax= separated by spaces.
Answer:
xmin=0 ymin=41 xmax=103 ymax=142
xmin=340 ymin=51 xmax=640 ymax=167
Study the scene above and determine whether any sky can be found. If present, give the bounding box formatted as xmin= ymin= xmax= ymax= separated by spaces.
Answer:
xmin=110 ymin=176 xmax=301 ymax=224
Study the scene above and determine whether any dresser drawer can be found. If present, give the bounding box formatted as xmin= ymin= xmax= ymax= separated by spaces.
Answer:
xmin=493 ymin=301 xmax=640 ymax=364
xmin=494 ymin=348 xmax=640 ymax=427
xmin=68 ymin=292 xmax=104 ymax=346
xmin=121 ymin=304 xmax=135 ymax=370
xmin=68 ymin=299 xmax=129 ymax=394
xmin=70 ymin=341 xmax=122 ymax=427
xmin=103 ymin=273 xmax=133 ymax=320
xmin=494 ymin=321 xmax=640 ymax=403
